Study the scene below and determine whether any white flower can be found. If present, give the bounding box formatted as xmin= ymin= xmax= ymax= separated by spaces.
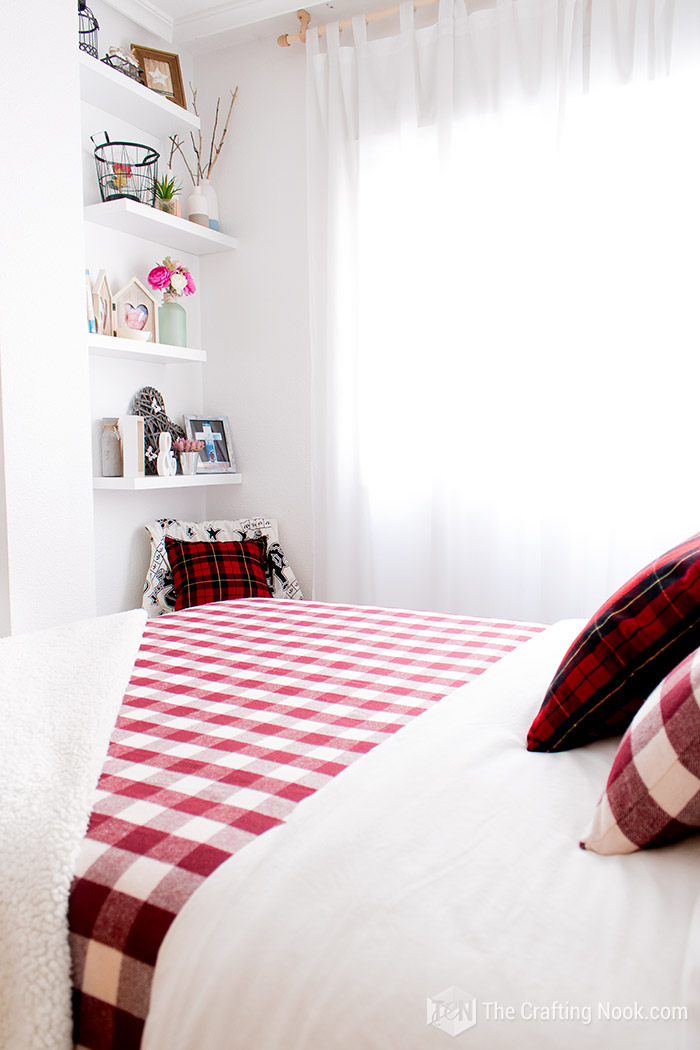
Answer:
xmin=170 ymin=272 xmax=187 ymax=293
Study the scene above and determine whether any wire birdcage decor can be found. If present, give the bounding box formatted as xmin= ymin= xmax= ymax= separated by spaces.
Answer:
xmin=78 ymin=0 xmax=99 ymax=59
xmin=92 ymin=133 xmax=159 ymax=206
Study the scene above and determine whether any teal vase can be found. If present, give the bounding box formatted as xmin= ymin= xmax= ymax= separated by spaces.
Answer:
xmin=158 ymin=295 xmax=186 ymax=347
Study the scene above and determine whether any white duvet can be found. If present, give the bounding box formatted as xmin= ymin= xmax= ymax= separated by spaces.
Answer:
xmin=144 ymin=621 xmax=700 ymax=1049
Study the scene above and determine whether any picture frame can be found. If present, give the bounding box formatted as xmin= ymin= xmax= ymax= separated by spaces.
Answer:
xmin=92 ymin=270 xmax=114 ymax=337
xmin=130 ymin=45 xmax=186 ymax=109
xmin=184 ymin=415 xmax=237 ymax=473
xmin=112 ymin=277 xmax=159 ymax=343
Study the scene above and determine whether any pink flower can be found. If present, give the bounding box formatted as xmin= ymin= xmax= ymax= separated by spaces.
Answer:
xmin=148 ymin=266 xmax=172 ymax=291
xmin=184 ymin=272 xmax=196 ymax=296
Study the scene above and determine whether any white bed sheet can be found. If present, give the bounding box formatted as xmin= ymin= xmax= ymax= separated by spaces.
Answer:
xmin=144 ymin=620 xmax=700 ymax=1049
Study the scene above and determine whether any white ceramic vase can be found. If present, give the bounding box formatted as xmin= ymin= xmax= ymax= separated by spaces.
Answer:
xmin=187 ymin=187 xmax=209 ymax=227
xmin=200 ymin=178 xmax=219 ymax=231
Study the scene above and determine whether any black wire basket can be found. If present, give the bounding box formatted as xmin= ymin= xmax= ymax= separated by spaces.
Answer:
xmin=92 ymin=133 xmax=159 ymax=206
xmin=101 ymin=51 xmax=145 ymax=84
xmin=78 ymin=0 xmax=99 ymax=59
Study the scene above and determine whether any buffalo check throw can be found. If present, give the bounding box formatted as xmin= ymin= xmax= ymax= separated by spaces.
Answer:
xmin=527 ymin=531 xmax=700 ymax=752
xmin=581 ymin=646 xmax=700 ymax=854
xmin=69 ymin=599 xmax=542 ymax=1050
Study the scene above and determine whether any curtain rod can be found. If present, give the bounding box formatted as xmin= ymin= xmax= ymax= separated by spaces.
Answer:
xmin=277 ymin=0 xmax=439 ymax=46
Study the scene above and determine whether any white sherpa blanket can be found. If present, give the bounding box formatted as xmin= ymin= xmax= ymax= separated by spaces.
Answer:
xmin=0 ymin=609 xmax=146 ymax=1050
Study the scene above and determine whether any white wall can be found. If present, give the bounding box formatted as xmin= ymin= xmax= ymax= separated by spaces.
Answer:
xmin=0 ymin=4 xmax=312 ymax=628
xmin=195 ymin=36 xmax=313 ymax=595
xmin=0 ymin=3 xmax=96 ymax=633
xmin=82 ymin=7 xmax=210 ymax=615
xmin=85 ymin=7 xmax=314 ymax=612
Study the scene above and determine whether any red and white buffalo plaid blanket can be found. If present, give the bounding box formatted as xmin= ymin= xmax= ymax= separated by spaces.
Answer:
xmin=69 ymin=600 xmax=543 ymax=1050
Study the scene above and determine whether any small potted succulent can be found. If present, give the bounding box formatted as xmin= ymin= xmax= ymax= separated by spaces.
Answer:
xmin=173 ymin=437 xmax=204 ymax=475
xmin=154 ymin=173 xmax=181 ymax=216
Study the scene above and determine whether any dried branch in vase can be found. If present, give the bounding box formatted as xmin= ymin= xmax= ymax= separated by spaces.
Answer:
xmin=169 ymin=84 xmax=239 ymax=186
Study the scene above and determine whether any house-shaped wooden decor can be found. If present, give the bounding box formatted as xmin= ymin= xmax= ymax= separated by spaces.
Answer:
xmin=112 ymin=277 xmax=159 ymax=344
xmin=92 ymin=270 xmax=114 ymax=337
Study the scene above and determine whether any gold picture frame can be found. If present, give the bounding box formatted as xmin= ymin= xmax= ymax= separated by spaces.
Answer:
xmin=130 ymin=45 xmax=186 ymax=109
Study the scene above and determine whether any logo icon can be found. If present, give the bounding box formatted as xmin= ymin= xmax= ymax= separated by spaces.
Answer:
xmin=427 ymin=986 xmax=477 ymax=1037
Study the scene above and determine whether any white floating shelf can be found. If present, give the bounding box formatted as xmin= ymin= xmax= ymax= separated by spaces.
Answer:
xmin=79 ymin=52 xmax=199 ymax=138
xmin=84 ymin=200 xmax=238 ymax=255
xmin=88 ymin=333 xmax=206 ymax=364
xmin=94 ymin=474 xmax=242 ymax=490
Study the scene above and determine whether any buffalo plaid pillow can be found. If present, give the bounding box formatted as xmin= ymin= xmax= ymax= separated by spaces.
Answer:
xmin=164 ymin=537 xmax=272 ymax=611
xmin=581 ymin=648 xmax=700 ymax=854
xmin=527 ymin=531 xmax=700 ymax=752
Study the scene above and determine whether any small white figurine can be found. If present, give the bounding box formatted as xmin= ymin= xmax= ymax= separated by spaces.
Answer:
xmin=156 ymin=431 xmax=177 ymax=477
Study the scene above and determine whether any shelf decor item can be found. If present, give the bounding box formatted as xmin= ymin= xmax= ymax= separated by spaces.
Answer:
xmin=85 ymin=270 xmax=97 ymax=333
xmin=101 ymin=418 xmax=122 ymax=477
xmin=154 ymin=173 xmax=180 ymax=216
xmin=113 ymin=277 xmax=158 ymax=343
xmin=118 ymin=415 xmax=145 ymax=478
xmin=173 ymin=438 xmax=204 ymax=475
xmin=78 ymin=0 xmax=99 ymax=59
xmin=132 ymin=387 xmax=186 ymax=475
xmin=92 ymin=269 xmax=113 ymax=336
xmin=131 ymin=45 xmax=186 ymax=109
xmin=156 ymin=432 xmax=177 ymax=477
xmin=92 ymin=132 xmax=159 ymax=206
xmin=184 ymin=415 xmax=237 ymax=473
xmin=186 ymin=186 xmax=208 ymax=227
xmin=169 ymin=83 xmax=238 ymax=230
xmin=101 ymin=47 xmax=144 ymax=83
xmin=148 ymin=257 xmax=195 ymax=348
xmin=199 ymin=178 xmax=219 ymax=231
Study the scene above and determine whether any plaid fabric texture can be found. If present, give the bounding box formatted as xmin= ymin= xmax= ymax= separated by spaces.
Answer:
xmin=164 ymin=537 xmax=272 ymax=610
xmin=69 ymin=599 xmax=542 ymax=1050
xmin=581 ymin=646 xmax=700 ymax=854
xmin=527 ymin=531 xmax=700 ymax=752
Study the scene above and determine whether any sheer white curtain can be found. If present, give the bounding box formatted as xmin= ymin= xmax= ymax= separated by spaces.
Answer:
xmin=306 ymin=0 xmax=700 ymax=623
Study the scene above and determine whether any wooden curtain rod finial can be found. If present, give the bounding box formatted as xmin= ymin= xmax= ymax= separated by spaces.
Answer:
xmin=277 ymin=9 xmax=311 ymax=46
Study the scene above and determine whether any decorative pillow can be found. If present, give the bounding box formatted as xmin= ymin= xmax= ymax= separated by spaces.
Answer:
xmin=581 ymin=648 xmax=700 ymax=854
xmin=165 ymin=537 xmax=272 ymax=611
xmin=143 ymin=517 xmax=303 ymax=615
xmin=527 ymin=531 xmax=700 ymax=752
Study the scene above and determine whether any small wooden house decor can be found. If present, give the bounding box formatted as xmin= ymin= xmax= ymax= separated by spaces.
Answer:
xmin=112 ymin=277 xmax=159 ymax=343
xmin=92 ymin=270 xmax=114 ymax=337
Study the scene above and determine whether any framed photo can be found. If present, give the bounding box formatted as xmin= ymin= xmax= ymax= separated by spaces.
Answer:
xmin=112 ymin=277 xmax=159 ymax=343
xmin=184 ymin=415 xmax=237 ymax=473
xmin=92 ymin=270 xmax=114 ymax=337
xmin=131 ymin=45 xmax=186 ymax=109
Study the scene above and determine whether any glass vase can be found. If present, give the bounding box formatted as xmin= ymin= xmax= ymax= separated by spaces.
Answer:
xmin=158 ymin=295 xmax=187 ymax=347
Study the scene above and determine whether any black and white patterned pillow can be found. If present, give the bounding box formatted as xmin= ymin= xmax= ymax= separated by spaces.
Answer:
xmin=143 ymin=517 xmax=303 ymax=615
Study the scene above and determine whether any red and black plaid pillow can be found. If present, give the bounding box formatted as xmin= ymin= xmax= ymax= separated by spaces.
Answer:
xmin=527 ymin=531 xmax=700 ymax=752
xmin=164 ymin=537 xmax=272 ymax=611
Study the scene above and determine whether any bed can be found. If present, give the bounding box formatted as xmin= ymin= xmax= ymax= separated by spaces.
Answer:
xmin=4 ymin=530 xmax=700 ymax=1050
xmin=68 ymin=598 xmax=542 ymax=1050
